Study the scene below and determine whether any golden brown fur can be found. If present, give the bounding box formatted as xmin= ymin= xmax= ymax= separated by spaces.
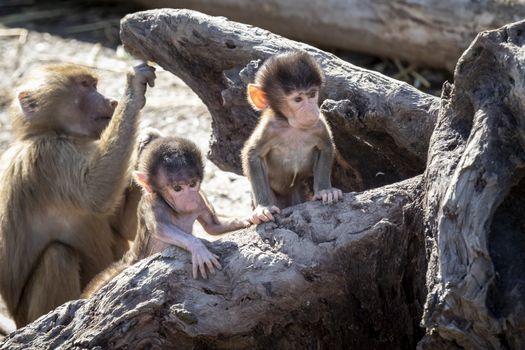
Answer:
xmin=0 ymin=63 xmax=155 ymax=327
xmin=81 ymin=197 xmax=156 ymax=298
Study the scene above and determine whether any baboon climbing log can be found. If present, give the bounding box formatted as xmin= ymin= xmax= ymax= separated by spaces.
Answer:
xmin=2 ymin=10 xmax=525 ymax=350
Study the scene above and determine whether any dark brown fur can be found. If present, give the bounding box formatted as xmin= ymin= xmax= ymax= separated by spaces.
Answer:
xmin=139 ymin=136 xmax=204 ymax=189
xmin=0 ymin=63 xmax=155 ymax=327
xmin=242 ymin=50 xmax=338 ymax=211
xmin=253 ymin=50 xmax=324 ymax=113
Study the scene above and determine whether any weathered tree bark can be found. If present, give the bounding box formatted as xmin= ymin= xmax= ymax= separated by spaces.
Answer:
xmin=419 ymin=20 xmax=525 ymax=350
xmin=126 ymin=0 xmax=525 ymax=71
xmin=3 ymin=9 xmax=525 ymax=350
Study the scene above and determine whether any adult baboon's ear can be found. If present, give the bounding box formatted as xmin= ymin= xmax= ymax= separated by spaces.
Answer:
xmin=17 ymin=91 xmax=39 ymax=119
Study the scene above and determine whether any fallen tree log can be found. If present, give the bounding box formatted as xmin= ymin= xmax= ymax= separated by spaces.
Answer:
xmin=0 ymin=181 xmax=424 ymax=349
xmin=3 ymin=9 xmax=525 ymax=350
xmin=126 ymin=0 xmax=525 ymax=71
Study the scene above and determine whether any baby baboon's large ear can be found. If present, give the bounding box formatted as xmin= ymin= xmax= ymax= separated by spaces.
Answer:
xmin=247 ymin=84 xmax=268 ymax=111
xmin=133 ymin=171 xmax=154 ymax=193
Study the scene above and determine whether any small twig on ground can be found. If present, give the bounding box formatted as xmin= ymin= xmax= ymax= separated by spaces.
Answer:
xmin=17 ymin=28 xmax=27 ymax=45
xmin=0 ymin=28 xmax=26 ymax=37
xmin=410 ymin=70 xmax=431 ymax=88
xmin=63 ymin=20 xmax=120 ymax=34
xmin=0 ymin=28 xmax=28 ymax=74
xmin=87 ymin=43 xmax=102 ymax=67
xmin=393 ymin=58 xmax=411 ymax=81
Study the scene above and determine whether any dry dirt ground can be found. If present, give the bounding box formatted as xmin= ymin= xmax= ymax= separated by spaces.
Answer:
xmin=0 ymin=0 xmax=450 ymax=336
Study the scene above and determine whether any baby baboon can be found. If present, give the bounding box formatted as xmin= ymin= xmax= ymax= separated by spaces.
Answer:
xmin=83 ymin=136 xmax=253 ymax=297
xmin=242 ymin=50 xmax=342 ymax=224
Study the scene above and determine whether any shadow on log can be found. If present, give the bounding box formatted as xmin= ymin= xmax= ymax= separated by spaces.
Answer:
xmin=2 ymin=9 xmax=525 ymax=350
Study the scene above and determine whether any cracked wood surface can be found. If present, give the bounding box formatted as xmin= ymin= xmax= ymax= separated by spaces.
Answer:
xmin=1 ymin=179 xmax=423 ymax=349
